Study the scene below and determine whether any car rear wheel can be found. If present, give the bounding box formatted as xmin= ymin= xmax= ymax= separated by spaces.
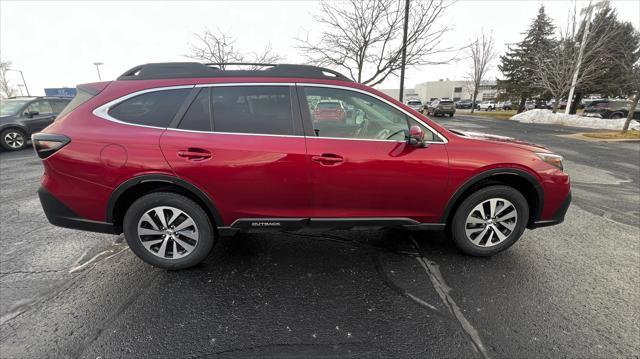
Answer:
xmin=1 ymin=129 xmax=27 ymax=151
xmin=123 ymin=192 xmax=215 ymax=270
xmin=450 ymin=185 xmax=528 ymax=256
xmin=610 ymin=113 xmax=624 ymax=119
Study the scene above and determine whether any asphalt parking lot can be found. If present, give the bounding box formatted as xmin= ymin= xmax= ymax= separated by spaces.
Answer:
xmin=0 ymin=115 xmax=638 ymax=358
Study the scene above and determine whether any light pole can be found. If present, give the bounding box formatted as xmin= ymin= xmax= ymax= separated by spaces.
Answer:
xmin=93 ymin=62 xmax=104 ymax=81
xmin=7 ymin=68 xmax=30 ymax=96
xmin=398 ymin=0 xmax=410 ymax=102
xmin=565 ymin=0 xmax=608 ymax=115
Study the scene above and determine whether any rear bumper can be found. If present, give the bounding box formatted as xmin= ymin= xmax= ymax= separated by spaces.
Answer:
xmin=529 ymin=191 xmax=571 ymax=229
xmin=38 ymin=187 xmax=116 ymax=234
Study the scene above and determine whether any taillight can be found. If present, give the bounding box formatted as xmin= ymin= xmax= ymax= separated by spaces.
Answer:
xmin=32 ymin=133 xmax=70 ymax=159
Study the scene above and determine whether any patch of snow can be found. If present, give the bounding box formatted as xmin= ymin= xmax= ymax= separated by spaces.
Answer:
xmin=510 ymin=109 xmax=640 ymax=130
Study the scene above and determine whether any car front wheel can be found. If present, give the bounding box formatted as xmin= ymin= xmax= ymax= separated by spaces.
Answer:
xmin=1 ymin=129 xmax=27 ymax=151
xmin=123 ymin=192 xmax=216 ymax=270
xmin=450 ymin=185 xmax=528 ymax=256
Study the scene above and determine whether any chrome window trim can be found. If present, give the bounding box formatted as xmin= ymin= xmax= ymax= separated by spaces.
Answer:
xmin=92 ymin=85 xmax=195 ymax=130
xmin=165 ymin=127 xmax=304 ymax=138
xmin=195 ymin=82 xmax=295 ymax=88
xmin=297 ymin=83 xmax=448 ymax=144
xmin=92 ymin=82 xmax=448 ymax=144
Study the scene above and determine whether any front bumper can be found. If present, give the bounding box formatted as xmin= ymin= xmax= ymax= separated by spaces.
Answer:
xmin=529 ymin=191 xmax=572 ymax=229
xmin=38 ymin=187 xmax=116 ymax=234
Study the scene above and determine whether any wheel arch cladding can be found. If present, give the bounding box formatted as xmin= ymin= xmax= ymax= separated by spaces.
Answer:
xmin=107 ymin=174 xmax=224 ymax=234
xmin=442 ymin=168 xmax=543 ymax=228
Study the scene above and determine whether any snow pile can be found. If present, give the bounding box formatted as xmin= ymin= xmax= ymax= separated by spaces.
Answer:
xmin=510 ymin=109 xmax=639 ymax=130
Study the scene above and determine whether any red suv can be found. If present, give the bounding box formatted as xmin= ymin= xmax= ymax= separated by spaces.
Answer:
xmin=33 ymin=62 xmax=571 ymax=269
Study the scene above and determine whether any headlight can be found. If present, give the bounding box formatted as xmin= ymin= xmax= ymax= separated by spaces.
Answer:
xmin=536 ymin=152 xmax=564 ymax=171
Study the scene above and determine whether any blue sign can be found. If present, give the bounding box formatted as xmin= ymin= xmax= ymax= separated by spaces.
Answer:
xmin=44 ymin=88 xmax=77 ymax=98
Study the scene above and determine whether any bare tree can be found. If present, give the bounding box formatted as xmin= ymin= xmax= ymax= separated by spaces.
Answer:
xmin=466 ymin=31 xmax=497 ymax=114
xmin=536 ymin=5 xmax=621 ymax=113
xmin=186 ymin=29 xmax=284 ymax=70
xmin=296 ymin=0 xmax=452 ymax=86
xmin=0 ymin=57 xmax=17 ymax=98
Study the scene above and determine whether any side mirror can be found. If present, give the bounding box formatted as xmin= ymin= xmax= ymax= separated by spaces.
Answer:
xmin=25 ymin=110 xmax=39 ymax=118
xmin=407 ymin=125 xmax=427 ymax=147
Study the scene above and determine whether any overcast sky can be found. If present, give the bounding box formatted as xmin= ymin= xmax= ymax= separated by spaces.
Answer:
xmin=1 ymin=0 xmax=638 ymax=96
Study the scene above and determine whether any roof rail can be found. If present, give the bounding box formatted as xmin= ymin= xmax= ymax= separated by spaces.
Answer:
xmin=117 ymin=62 xmax=353 ymax=82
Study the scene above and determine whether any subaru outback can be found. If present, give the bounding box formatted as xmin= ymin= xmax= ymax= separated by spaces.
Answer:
xmin=33 ymin=62 xmax=571 ymax=270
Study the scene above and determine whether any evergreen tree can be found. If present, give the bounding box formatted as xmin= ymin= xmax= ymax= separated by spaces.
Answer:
xmin=498 ymin=6 xmax=555 ymax=112
xmin=574 ymin=6 xmax=640 ymax=99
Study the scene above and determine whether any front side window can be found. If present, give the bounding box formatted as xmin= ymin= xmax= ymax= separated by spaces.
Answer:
xmin=26 ymin=100 xmax=53 ymax=115
xmin=303 ymin=86 xmax=429 ymax=141
xmin=211 ymin=86 xmax=293 ymax=135
xmin=108 ymin=88 xmax=191 ymax=127
xmin=0 ymin=99 xmax=30 ymax=116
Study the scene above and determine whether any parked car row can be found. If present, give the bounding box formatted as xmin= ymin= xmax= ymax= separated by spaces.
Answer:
xmin=582 ymin=100 xmax=640 ymax=120
xmin=0 ymin=96 xmax=71 ymax=151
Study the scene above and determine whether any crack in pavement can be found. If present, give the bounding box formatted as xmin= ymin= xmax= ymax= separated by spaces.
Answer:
xmin=0 ymin=269 xmax=63 ymax=276
xmin=409 ymin=235 xmax=489 ymax=359
xmin=72 ymin=270 xmax=161 ymax=358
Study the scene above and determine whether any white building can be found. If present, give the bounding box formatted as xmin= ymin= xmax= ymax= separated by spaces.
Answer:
xmin=377 ymin=88 xmax=420 ymax=102
xmin=414 ymin=79 xmax=498 ymax=102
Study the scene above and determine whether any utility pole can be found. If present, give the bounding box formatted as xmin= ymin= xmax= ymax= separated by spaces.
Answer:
xmin=8 ymin=69 xmax=30 ymax=96
xmin=398 ymin=0 xmax=410 ymax=102
xmin=565 ymin=0 xmax=607 ymax=115
xmin=93 ymin=62 xmax=104 ymax=81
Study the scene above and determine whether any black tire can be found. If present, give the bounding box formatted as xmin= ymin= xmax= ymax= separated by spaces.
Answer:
xmin=610 ymin=113 xmax=624 ymax=119
xmin=1 ymin=128 xmax=27 ymax=151
xmin=450 ymin=185 xmax=528 ymax=256
xmin=123 ymin=192 xmax=216 ymax=270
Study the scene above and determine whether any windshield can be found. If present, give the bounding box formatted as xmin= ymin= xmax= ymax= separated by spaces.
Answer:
xmin=407 ymin=101 xmax=422 ymax=105
xmin=0 ymin=99 xmax=30 ymax=116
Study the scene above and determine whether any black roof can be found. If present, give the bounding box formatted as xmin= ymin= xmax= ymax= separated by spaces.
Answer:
xmin=117 ymin=62 xmax=352 ymax=82
xmin=5 ymin=96 xmax=70 ymax=100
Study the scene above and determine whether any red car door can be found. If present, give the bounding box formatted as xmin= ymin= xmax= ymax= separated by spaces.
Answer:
xmin=299 ymin=85 xmax=450 ymax=224
xmin=160 ymin=85 xmax=311 ymax=226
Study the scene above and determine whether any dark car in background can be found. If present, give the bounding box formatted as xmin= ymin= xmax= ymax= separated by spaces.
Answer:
xmin=425 ymin=99 xmax=456 ymax=117
xmin=547 ymin=99 xmax=567 ymax=110
xmin=455 ymin=99 xmax=473 ymax=109
xmin=0 ymin=96 xmax=71 ymax=151
xmin=583 ymin=100 xmax=640 ymax=120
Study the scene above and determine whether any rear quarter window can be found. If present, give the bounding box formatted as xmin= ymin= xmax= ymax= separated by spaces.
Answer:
xmin=108 ymin=88 xmax=191 ymax=127
xmin=56 ymin=90 xmax=95 ymax=119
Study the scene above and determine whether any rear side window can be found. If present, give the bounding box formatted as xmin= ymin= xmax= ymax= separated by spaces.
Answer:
xmin=179 ymin=88 xmax=211 ymax=132
xmin=109 ymin=89 xmax=190 ymax=127
xmin=211 ymin=86 xmax=293 ymax=135
xmin=51 ymin=100 xmax=70 ymax=113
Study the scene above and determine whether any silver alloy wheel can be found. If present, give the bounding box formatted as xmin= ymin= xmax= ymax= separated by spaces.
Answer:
xmin=137 ymin=206 xmax=199 ymax=259
xmin=4 ymin=131 xmax=24 ymax=149
xmin=464 ymin=198 xmax=517 ymax=247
